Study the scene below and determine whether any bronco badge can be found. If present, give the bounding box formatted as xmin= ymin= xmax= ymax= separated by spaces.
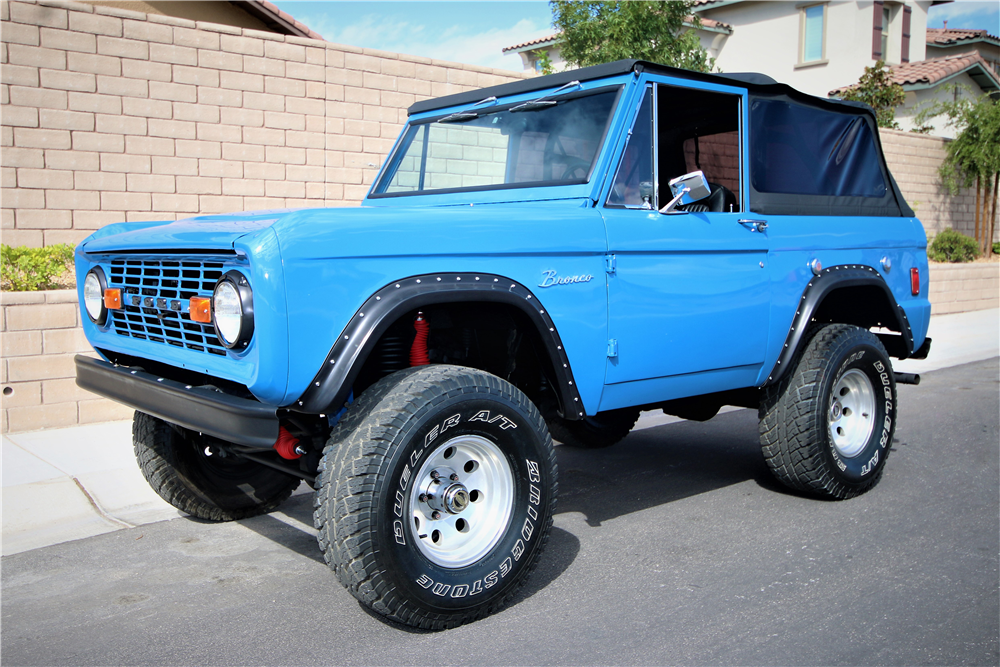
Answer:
xmin=538 ymin=269 xmax=594 ymax=288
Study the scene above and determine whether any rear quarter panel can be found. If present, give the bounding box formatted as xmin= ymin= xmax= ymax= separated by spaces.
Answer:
xmin=763 ymin=214 xmax=930 ymax=384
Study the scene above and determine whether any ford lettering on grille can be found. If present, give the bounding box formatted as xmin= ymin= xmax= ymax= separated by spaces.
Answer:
xmin=108 ymin=258 xmax=227 ymax=356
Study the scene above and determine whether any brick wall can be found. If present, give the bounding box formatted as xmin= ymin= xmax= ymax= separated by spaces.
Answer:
xmin=0 ymin=289 xmax=131 ymax=433
xmin=0 ymin=0 xmax=531 ymax=432
xmin=1 ymin=0 xmax=529 ymax=248
xmin=928 ymin=262 xmax=1000 ymax=315
xmin=879 ymin=128 xmax=990 ymax=241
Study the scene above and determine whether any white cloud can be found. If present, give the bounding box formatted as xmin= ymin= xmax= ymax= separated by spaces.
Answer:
xmin=297 ymin=12 xmax=554 ymax=71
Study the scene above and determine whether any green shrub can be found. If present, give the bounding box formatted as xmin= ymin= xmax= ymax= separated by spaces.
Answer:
xmin=1 ymin=244 xmax=76 ymax=291
xmin=993 ymin=242 xmax=1000 ymax=256
xmin=928 ymin=228 xmax=979 ymax=263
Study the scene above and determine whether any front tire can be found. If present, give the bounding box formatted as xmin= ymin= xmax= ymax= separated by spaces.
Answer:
xmin=313 ymin=365 xmax=557 ymax=630
xmin=759 ymin=324 xmax=897 ymax=499
xmin=133 ymin=412 xmax=300 ymax=521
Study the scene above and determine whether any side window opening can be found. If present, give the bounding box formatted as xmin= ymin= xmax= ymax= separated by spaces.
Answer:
xmin=657 ymin=85 xmax=742 ymax=212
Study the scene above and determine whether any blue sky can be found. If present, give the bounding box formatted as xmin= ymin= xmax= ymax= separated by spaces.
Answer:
xmin=273 ymin=1 xmax=555 ymax=71
xmin=274 ymin=1 xmax=1000 ymax=72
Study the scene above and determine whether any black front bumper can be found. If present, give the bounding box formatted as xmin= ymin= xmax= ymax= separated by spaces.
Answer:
xmin=75 ymin=355 xmax=280 ymax=448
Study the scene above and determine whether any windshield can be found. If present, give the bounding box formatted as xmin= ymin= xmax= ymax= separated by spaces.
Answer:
xmin=371 ymin=88 xmax=620 ymax=197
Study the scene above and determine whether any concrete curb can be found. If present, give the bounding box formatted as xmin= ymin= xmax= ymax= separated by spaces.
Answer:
xmin=2 ymin=308 xmax=997 ymax=557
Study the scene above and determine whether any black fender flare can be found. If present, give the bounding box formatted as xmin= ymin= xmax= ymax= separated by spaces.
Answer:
xmin=764 ymin=264 xmax=914 ymax=386
xmin=290 ymin=272 xmax=585 ymax=418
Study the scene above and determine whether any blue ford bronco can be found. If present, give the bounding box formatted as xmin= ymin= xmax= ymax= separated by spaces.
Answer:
xmin=75 ymin=60 xmax=931 ymax=629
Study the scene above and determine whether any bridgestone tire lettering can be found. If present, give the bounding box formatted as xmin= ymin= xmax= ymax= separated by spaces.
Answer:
xmin=313 ymin=365 xmax=557 ymax=630
xmin=759 ymin=324 xmax=897 ymax=499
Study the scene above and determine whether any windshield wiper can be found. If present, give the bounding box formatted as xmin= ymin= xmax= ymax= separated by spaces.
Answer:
xmin=509 ymin=80 xmax=582 ymax=113
xmin=437 ymin=96 xmax=499 ymax=123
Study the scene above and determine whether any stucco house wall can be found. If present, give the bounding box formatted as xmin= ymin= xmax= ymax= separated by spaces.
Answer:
xmin=698 ymin=0 xmax=931 ymax=98
xmin=895 ymin=70 xmax=983 ymax=138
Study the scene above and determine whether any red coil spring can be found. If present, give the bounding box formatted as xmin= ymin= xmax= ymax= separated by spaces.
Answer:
xmin=410 ymin=312 xmax=430 ymax=367
xmin=273 ymin=425 xmax=301 ymax=460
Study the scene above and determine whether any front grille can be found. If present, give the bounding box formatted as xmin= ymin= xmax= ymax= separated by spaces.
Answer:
xmin=107 ymin=258 xmax=227 ymax=356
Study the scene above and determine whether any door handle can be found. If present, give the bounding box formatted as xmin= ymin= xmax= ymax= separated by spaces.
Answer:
xmin=738 ymin=218 xmax=768 ymax=233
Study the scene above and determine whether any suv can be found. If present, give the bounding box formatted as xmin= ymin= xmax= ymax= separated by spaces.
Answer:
xmin=75 ymin=60 xmax=931 ymax=629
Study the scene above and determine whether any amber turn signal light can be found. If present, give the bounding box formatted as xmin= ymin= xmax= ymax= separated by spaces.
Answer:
xmin=189 ymin=296 xmax=212 ymax=323
xmin=910 ymin=267 xmax=920 ymax=296
xmin=103 ymin=288 xmax=122 ymax=310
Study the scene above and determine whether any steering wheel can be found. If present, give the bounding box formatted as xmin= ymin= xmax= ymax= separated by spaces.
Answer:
xmin=559 ymin=158 xmax=590 ymax=181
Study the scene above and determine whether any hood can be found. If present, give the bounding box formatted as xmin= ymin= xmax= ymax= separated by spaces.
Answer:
xmin=80 ymin=209 xmax=301 ymax=254
xmin=80 ymin=199 xmax=599 ymax=257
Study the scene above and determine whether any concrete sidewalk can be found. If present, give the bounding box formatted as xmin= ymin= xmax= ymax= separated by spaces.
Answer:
xmin=3 ymin=308 xmax=998 ymax=557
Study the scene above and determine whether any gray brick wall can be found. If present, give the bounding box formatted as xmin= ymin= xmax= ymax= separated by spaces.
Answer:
xmin=1 ymin=0 xmax=529 ymax=248
xmin=879 ymin=129 xmax=990 ymax=242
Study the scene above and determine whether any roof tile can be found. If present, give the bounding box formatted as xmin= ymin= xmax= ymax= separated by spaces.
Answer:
xmin=829 ymin=52 xmax=1000 ymax=96
xmin=926 ymin=27 xmax=1000 ymax=46
xmin=502 ymin=16 xmax=732 ymax=53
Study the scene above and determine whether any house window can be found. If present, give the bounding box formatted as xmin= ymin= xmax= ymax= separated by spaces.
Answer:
xmin=800 ymin=4 xmax=826 ymax=64
xmin=881 ymin=6 xmax=891 ymax=60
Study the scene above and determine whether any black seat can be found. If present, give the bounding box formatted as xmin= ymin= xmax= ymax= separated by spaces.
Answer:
xmin=680 ymin=183 xmax=736 ymax=213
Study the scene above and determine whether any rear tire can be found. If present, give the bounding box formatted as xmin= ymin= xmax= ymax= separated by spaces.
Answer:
xmin=313 ymin=365 xmax=557 ymax=630
xmin=759 ymin=324 xmax=896 ymax=499
xmin=546 ymin=408 xmax=640 ymax=449
xmin=133 ymin=412 xmax=299 ymax=521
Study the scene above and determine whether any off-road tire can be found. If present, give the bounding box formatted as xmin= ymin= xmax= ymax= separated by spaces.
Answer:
xmin=546 ymin=408 xmax=640 ymax=448
xmin=759 ymin=324 xmax=897 ymax=499
xmin=133 ymin=411 xmax=300 ymax=521
xmin=313 ymin=365 xmax=557 ymax=630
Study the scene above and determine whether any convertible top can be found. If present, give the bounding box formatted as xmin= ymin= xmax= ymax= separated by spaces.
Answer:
xmin=407 ymin=59 xmax=873 ymax=118
xmin=407 ymin=59 xmax=913 ymax=219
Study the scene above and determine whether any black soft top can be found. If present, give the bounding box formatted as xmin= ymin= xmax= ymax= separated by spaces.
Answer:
xmin=407 ymin=59 xmax=912 ymax=218
xmin=407 ymin=59 xmax=872 ymax=117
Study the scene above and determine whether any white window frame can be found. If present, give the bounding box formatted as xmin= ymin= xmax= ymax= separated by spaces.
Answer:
xmin=796 ymin=2 xmax=828 ymax=68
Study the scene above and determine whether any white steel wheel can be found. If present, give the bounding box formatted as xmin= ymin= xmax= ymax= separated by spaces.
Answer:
xmin=409 ymin=435 xmax=514 ymax=568
xmin=829 ymin=368 xmax=876 ymax=458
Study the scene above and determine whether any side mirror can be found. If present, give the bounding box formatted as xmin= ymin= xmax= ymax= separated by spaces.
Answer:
xmin=659 ymin=170 xmax=711 ymax=214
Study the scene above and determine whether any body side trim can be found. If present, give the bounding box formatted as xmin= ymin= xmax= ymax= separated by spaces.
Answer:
xmin=291 ymin=273 xmax=585 ymax=418
xmin=764 ymin=264 xmax=914 ymax=385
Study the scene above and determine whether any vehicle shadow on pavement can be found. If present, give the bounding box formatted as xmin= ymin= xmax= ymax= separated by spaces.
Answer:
xmin=554 ymin=408 xmax=779 ymax=527
xmin=234 ymin=493 xmax=326 ymax=564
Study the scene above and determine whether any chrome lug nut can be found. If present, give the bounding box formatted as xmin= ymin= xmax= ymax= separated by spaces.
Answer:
xmin=450 ymin=473 xmax=460 ymax=482
xmin=419 ymin=494 xmax=428 ymax=503
xmin=431 ymin=511 xmax=442 ymax=520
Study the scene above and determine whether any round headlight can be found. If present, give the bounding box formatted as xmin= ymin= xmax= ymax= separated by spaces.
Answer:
xmin=83 ymin=268 xmax=107 ymax=325
xmin=212 ymin=271 xmax=254 ymax=349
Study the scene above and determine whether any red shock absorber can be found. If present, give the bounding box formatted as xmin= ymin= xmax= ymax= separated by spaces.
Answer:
xmin=410 ymin=312 xmax=430 ymax=367
xmin=273 ymin=425 xmax=302 ymax=460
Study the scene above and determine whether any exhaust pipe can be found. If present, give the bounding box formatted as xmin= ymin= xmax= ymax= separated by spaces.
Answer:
xmin=894 ymin=372 xmax=920 ymax=385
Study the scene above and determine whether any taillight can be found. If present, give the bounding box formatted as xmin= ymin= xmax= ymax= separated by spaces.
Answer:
xmin=910 ymin=267 xmax=920 ymax=296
